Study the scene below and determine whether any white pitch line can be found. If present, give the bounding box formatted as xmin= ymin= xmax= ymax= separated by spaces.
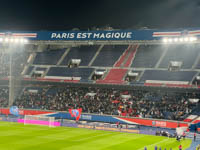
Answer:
xmin=137 ymin=138 xmax=170 ymax=150
xmin=73 ymin=132 xmax=145 ymax=142
xmin=72 ymin=132 xmax=115 ymax=142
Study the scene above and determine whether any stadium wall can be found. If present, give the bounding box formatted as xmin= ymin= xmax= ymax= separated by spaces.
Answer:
xmin=0 ymin=108 xmax=189 ymax=129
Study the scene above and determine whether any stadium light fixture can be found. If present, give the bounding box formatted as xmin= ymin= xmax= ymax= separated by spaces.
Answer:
xmin=184 ymin=37 xmax=189 ymax=42
xmin=5 ymin=38 xmax=9 ymax=43
xmin=174 ymin=38 xmax=178 ymax=42
xmin=189 ymin=37 xmax=194 ymax=42
xmin=14 ymin=38 xmax=19 ymax=43
xmin=190 ymin=37 xmax=197 ymax=42
xmin=24 ymin=39 xmax=28 ymax=43
xmin=10 ymin=39 xmax=14 ymax=43
xmin=162 ymin=36 xmax=198 ymax=44
xmin=0 ymin=37 xmax=28 ymax=44
xmin=168 ymin=38 xmax=173 ymax=43
xmin=20 ymin=39 xmax=24 ymax=43
xmin=179 ymin=38 xmax=183 ymax=42
xmin=163 ymin=38 xmax=168 ymax=43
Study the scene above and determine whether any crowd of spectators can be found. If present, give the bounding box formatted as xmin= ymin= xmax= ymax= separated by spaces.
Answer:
xmin=12 ymin=86 xmax=200 ymax=121
xmin=0 ymin=87 xmax=9 ymax=107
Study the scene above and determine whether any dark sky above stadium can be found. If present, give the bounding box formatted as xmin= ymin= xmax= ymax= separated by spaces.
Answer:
xmin=0 ymin=0 xmax=200 ymax=31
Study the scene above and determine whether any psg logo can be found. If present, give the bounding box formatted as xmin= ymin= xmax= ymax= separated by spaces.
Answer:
xmin=9 ymin=106 xmax=19 ymax=116
xmin=72 ymin=109 xmax=79 ymax=117
xmin=69 ymin=108 xmax=82 ymax=121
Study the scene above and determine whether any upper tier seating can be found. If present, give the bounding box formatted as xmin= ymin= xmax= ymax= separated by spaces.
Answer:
xmin=25 ymin=66 xmax=34 ymax=75
xmin=33 ymin=49 xmax=65 ymax=65
xmin=46 ymin=67 xmax=94 ymax=80
xmin=92 ymin=45 xmax=128 ymax=67
xmin=159 ymin=44 xmax=199 ymax=69
xmin=35 ymin=67 xmax=47 ymax=71
xmin=61 ymin=45 xmax=99 ymax=66
xmin=131 ymin=45 xmax=165 ymax=68
xmin=140 ymin=70 xmax=197 ymax=82
xmin=195 ymin=57 xmax=200 ymax=69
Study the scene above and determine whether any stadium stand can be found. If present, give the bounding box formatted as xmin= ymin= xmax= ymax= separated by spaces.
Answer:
xmin=159 ymin=44 xmax=199 ymax=69
xmin=60 ymin=45 xmax=100 ymax=66
xmin=24 ymin=66 xmax=34 ymax=75
xmin=195 ymin=59 xmax=200 ymax=69
xmin=131 ymin=45 xmax=165 ymax=68
xmin=140 ymin=70 xmax=197 ymax=82
xmin=33 ymin=49 xmax=65 ymax=65
xmin=12 ymin=86 xmax=200 ymax=121
xmin=0 ymin=87 xmax=8 ymax=107
xmin=46 ymin=67 xmax=94 ymax=81
xmin=0 ymin=51 xmax=29 ymax=78
xmin=92 ymin=45 xmax=128 ymax=67
xmin=96 ymin=69 xmax=127 ymax=84
xmin=35 ymin=67 xmax=47 ymax=71
xmin=1 ymin=29 xmax=200 ymax=150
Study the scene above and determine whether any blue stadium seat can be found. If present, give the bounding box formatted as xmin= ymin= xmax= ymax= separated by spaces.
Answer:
xmin=46 ymin=67 xmax=94 ymax=80
xmin=140 ymin=70 xmax=197 ymax=82
xmin=159 ymin=44 xmax=199 ymax=69
xmin=25 ymin=66 xmax=34 ymax=75
xmin=131 ymin=45 xmax=165 ymax=68
xmin=92 ymin=45 xmax=128 ymax=67
xmin=33 ymin=49 xmax=65 ymax=65
xmin=61 ymin=45 xmax=99 ymax=66
xmin=35 ymin=67 xmax=47 ymax=71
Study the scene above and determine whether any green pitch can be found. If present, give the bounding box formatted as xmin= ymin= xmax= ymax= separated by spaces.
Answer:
xmin=0 ymin=121 xmax=192 ymax=150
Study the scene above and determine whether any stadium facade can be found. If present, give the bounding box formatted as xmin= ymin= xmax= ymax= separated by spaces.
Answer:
xmin=0 ymin=28 xmax=200 ymax=131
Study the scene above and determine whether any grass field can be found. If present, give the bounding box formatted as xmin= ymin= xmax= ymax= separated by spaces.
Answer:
xmin=0 ymin=121 xmax=192 ymax=150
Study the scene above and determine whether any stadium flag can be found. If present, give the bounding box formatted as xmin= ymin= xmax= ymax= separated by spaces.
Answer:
xmin=69 ymin=108 xmax=82 ymax=121
xmin=9 ymin=106 xmax=19 ymax=116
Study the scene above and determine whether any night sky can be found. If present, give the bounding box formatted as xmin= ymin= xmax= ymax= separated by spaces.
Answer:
xmin=0 ymin=0 xmax=200 ymax=31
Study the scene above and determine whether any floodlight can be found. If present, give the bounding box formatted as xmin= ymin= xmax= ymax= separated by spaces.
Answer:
xmin=5 ymin=38 xmax=9 ymax=42
xmin=189 ymin=37 xmax=193 ymax=42
xmin=14 ymin=38 xmax=19 ymax=43
xmin=163 ymin=38 xmax=168 ymax=43
xmin=0 ymin=38 xmax=3 ymax=42
xmin=20 ymin=39 xmax=24 ymax=43
xmin=193 ymin=37 xmax=197 ymax=41
xmin=184 ymin=37 xmax=189 ymax=42
xmin=10 ymin=38 xmax=14 ymax=43
xmin=168 ymin=38 xmax=172 ymax=42
xmin=174 ymin=38 xmax=178 ymax=42
xmin=24 ymin=39 xmax=28 ymax=43
xmin=189 ymin=37 xmax=197 ymax=42
xmin=179 ymin=38 xmax=183 ymax=42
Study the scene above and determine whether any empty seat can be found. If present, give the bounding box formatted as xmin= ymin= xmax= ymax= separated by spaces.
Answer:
xmin=131 ymin=45 xmax=165 ymax=68
xmin=159 ymin=44 xmax=199 ymax=69
xmin=92 ymin=45 xmax=128 ymax=67
xmin=61 ymin=45 xmax=99 ymax=66
xmin=140 ymin=70 xmax=197 ymax=82
xmin=33 ymin=49 xmax=65 ymax=65
xmin=46 ymin=67 xmax=94 ymax=80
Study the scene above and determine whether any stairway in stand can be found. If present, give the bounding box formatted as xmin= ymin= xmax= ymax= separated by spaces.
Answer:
xmin=96 ymin=69 xmax=127 ymax=84
xmin=97 ymin=45 xmax=138 ymax=84
xmin=123 ymin=45 xmax=138 ymax=67
xmin=114 ymin=46 xmax=131 ymax=67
